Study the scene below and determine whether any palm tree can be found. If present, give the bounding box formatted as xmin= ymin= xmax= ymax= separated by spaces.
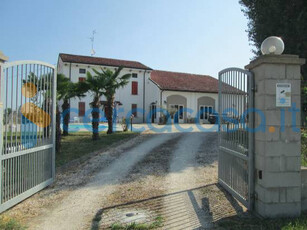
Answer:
xmin=59 ymin=77 xmax=85 ymax=136
xmin=97 ymin=67 xmax=131 ymax=134
xmin=79 ymin=71 xmax=107 ymax=140
xmin=56 ymin=74 xmax=85 ymax=151
xmin=81 ymin=67 xmax=131 ymax=140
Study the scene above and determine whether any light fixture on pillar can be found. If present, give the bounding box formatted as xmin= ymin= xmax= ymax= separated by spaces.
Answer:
xmin=261 ymin=36 xmax=284 ymax=55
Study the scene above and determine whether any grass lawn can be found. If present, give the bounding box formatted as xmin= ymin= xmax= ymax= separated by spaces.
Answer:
xmin=216 ymin=212 xmax=307 ymax=230
xmin=301 ymin=129 xmax=307 ymax=167
xmin=56 ymin=131 xmax=138 ymax=167
xmin=0 ymin=215 xmax=25 ymax=230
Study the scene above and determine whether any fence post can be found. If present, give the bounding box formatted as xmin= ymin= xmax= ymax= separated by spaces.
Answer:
xmin=246 ymin=55 xmax=305 ymax=217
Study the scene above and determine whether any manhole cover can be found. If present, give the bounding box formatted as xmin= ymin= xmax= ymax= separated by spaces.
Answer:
xmin=126 ymin=212 xmax=137 ymax=217
xmin=122 ymin=210 xmax=147 ymax=223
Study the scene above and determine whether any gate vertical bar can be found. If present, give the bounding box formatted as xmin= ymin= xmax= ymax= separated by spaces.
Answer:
xmin=52 ymin=68 xmax=57 ymax=179
xmin=218 ymin=68 xmax=222 ymax=181
xmin=0 ymin=62 xmax=4 ymax=204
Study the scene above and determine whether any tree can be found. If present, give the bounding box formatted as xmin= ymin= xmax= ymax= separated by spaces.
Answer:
xmin=239 ymin=0 xmax=307 ymax=123
xmin=94 ymin=67 xmax=131 ymax=134
xmin=3 ymin=108 xmax=12 ymax=125
xmin=58 ymin=77 xmax=85 ymax=136
xmin=240 ymin=0 xmax=307 ymax=58
xmin=81 ymin=67 xmax=131 ymax=140
xmin=79 ymin=70 xmax=107 ymax=140
xmin=56 ymin=74 xmax=85 ymax=151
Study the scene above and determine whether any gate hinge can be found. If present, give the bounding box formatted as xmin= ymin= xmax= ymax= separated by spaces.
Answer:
xmin=252 ymin=85 xmax=257 ymax=92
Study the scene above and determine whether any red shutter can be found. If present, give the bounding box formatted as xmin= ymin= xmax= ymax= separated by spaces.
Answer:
xmin=79 ymin=77 xmax=85 ymax=82
xmin=132 ymin=104 xmax=137 ymax=117
xmin=78 ymin=102 xmax=85 ymax=116
xmin=131 ymin=81 xmax=138 ymax=95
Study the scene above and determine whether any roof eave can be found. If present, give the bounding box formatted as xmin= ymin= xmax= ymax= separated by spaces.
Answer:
xmin=161 ymin=88 xmax=218 ymax=94
xmin=59 ymin=53 xmax=152 ymax=71
xmin=149 ymin=78 xmax=162 ymax=90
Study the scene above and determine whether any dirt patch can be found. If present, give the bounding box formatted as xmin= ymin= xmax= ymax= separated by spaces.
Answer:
xmin=97 ymin=198 xmax=165 ymax=230
xmin=199 ymin=184 xmax=247 ymax=223
xmin=194 ymin=183 xmax=253 ymax=230
xmin=127 ymin=134 xmax=183 ymax=180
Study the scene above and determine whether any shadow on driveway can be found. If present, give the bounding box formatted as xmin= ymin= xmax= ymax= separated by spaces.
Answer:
xmin=92 ymin=183 xmax=248 ymax=230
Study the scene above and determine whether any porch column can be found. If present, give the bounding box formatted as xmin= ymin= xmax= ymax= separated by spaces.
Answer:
xmin=246 ymin=55 xmax=305 ymax=217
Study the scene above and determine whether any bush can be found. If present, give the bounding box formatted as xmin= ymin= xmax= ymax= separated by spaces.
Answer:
xmin=121 ymin=118 xmax=128 ymax=132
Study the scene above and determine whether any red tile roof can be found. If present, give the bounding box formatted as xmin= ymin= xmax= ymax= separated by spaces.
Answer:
xmin=59 ymin=53 xmax=152 ymax=70
xmin=150 ymin=70 xmax=218 ymax=93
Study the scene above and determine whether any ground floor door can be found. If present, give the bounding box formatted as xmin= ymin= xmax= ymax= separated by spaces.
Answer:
xmin=150 ymin=104 xmax=157 ymax=123
xmin=169 ymin=104 xmax=184 ymax=123
xmin=199 ymin=105 xmax=213 ymax=123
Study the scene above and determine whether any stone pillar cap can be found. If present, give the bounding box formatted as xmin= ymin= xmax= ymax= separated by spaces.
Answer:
xmin=0 ymin=50 xmax=9 ymax=62
xmin=245 ymin=54 xmax=305 ymax=70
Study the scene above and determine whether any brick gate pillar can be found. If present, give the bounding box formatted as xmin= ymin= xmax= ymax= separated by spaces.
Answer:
xmin=246 ymin=55 xmax=305 ymax=217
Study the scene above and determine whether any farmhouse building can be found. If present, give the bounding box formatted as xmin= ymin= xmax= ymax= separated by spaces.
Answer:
xmin=57 ymin=53 xmax=219 ymax=124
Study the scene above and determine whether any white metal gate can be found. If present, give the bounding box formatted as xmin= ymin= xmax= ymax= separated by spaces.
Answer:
xmin=0 ymin=60 xmax=56 ymax=213
xmin=218 ymin=68 xmax=254 ymax=210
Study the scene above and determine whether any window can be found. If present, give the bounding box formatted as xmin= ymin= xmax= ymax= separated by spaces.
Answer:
xmin=131 ymin=81 xmax=138 ymax=95
xmin=151 ymin=104 xmax=157 ymax=122
xmin=169 ymin=104 xmax=183 ymax=119
xmin=79 ymin=77 xmax=85 ymax=82
xmin=132 ymin=73 xmax=138 ymax=78
xmin=79 ymin=68 xmax=86 ymax=74
xmin=79 ymin=102 xmax=85 ymax=116
xmin=132 ymin=104 xmax=137 ymax=117
xmin=169 ymin=105 xmax=178 ymax=119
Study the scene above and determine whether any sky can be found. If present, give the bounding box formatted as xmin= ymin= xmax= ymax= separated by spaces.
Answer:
xmin=1 ymin=0 xmax=254 ymax=79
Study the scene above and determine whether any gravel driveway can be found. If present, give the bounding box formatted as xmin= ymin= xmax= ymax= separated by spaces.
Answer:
xmin=5 ymin=131 xmax=237 ymax=230
xmin=31 ymin=133 xmax=179 ymax=230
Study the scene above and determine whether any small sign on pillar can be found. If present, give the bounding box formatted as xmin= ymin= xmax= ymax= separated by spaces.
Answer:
xmin=276 ymin=83 xmax=291 ymax=107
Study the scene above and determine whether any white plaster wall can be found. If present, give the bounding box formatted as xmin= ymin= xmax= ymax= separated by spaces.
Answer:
xmin=161 ymin=91 xmax=218 ymax=121
xmin=57 ymin=60 xmax=152 ymax=123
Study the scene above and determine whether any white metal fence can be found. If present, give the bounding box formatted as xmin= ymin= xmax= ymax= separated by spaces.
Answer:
xmin=0 ymin=60 xmax=56 ymax=213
